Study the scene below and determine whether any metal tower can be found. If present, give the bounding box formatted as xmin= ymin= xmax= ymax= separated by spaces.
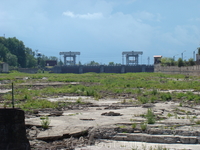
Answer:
xmin=59 ymin=51 xmax=80 ymax=65
xmin=122 ymin=51 xmax=143 ymax=65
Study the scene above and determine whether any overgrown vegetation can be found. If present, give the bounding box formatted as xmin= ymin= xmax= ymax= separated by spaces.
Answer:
xmin=0 ymin=36 xmax=59 ymax=68
xmin=1 ymin=72 xmax=200 ymax=111
xmin=161 ymin=57 xmax=195 ymax=67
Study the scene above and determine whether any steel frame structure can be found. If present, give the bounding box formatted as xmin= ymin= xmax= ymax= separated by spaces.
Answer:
xmin=59 ymin=51 xmax=80 ymax=65
xmin=122 ymin=51 xmax=143 ymax=65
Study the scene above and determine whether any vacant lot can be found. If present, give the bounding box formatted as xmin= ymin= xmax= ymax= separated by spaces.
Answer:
xmin=1 ymin=72 xmax=200 ymax=150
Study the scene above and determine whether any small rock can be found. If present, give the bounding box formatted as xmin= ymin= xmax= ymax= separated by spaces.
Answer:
xmin=101 ymin=111 xmax=122 ymax=116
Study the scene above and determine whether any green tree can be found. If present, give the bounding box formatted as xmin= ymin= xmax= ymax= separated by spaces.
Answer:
xmin=58 ymin=59 xmax=64 ymax=66
xmin=38 ymin=55 xmax=48 ymax=68
xmin=0 ymin=43 xmax=9 ymax=62
xmin=6 ymin=37 xmax=26 ymax=67
xmin=177 ymin=58 xmax=184 ymax=67
xmin=48 ymin=56 xmax=58 ymax=61
xmin=161 ymin=57 xmax=174 ymax=66
xmin=6 ymin=53 xmax=18 ymax=66
xmin=25 ymin=47 xmax=37 ymax=68
xmin=188 ymin=58 xmax=195 ymax=66
xmin=108 ymin=62 xmax=115 ymax=66
xmin=86 ymin=61 xmax=99 ymax=65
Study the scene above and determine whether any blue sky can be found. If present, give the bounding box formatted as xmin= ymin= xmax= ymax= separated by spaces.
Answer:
xmin=1 ymin=0 xmax=200 ymax=65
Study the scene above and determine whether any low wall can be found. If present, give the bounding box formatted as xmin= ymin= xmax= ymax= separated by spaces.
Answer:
xmin=154 ymin=64 xmax=200 ymax=76
xmin=18 ymin=68 xmax=38 ymax=74
xmin=51 ymin=65 xmax=154 ymax=74
xmin=0 ymin=108 xmax=30 ymax=150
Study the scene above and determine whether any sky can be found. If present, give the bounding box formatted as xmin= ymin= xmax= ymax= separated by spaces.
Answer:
xmin=1 ymin=0 xmax=200 ymax=65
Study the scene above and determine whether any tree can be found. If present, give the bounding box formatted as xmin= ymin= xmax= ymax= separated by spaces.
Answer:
xmin=25 ymin=47 xmax=37 ymax=68
xmin=58 ymin=59 xmax=63 ymax=66
xmin=48 ymin=56 xmax=58 ymax=61
xmin=6 ymin=53 xmax=18 ymax=67
xmin=6 ymin=37 xmax=26 ymax=67
xmin=86 ymin=61 xmax=99 ymax=65
xmin=108 ymin=62 xmax=115 ymax=66
xmin=177 ymin=58 xmax=184 ymax=67
xmin=38 ymin=55 xmax=48 ymax=68
xmin=0 ymin=43 xmax=9 ymax=62
xmin=188 ymin=58 xmax=195 ymax=66
xmin=161 ymin=57 xmax=174 ymax=66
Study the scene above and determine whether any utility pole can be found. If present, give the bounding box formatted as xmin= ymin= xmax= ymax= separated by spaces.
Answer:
xmin=173 ymin=54 xmax=178 ymax=61
xmin=148 ymin=57 xmax=150 ymax=65
xmin=181 ymin=50 xmax=186 ymax=60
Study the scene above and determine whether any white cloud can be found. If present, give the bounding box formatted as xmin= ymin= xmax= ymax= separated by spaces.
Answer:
xmin=63 ymin=11 xmax=103 ymax=19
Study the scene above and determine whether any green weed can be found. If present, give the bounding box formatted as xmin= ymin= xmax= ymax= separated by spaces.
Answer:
xmin=146 ymin=109 xmax=156 ymax=124
xmin=40 ymin=116 xmax=50 ymax=129
xmin=140 ymin=123 xmax=147 ymax=131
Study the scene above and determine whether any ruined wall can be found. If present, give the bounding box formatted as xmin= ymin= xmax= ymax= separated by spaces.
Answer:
xmin=0 ymin=108 xmax=30 ymax=150
xmin=154 ymin=64 xmax=200 ymax=76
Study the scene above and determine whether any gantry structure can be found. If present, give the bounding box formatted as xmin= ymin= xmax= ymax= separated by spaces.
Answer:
xmin=59 ymin=51 xmax=80 ymax=65
xmin=122 ymin=51 xmax=143 ymax=65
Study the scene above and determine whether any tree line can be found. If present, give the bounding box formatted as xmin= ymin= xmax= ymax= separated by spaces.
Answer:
xmin=0 ymin=37 xmax=58 ymax=68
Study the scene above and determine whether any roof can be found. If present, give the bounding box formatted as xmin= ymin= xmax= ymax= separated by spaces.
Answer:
xmin=154 ymin=55 xmax=162 ymax=58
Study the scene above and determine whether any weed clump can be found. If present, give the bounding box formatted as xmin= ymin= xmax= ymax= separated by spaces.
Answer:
xmin=160 ymin=93 xmax=172 ymax=101
xmin=146 ymin=109 xmax=156 ymax=124
xmin=40 ymin=116 xmax=50 ymax=129
xmin=140 ymin=123 xmax=147 ymax=131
